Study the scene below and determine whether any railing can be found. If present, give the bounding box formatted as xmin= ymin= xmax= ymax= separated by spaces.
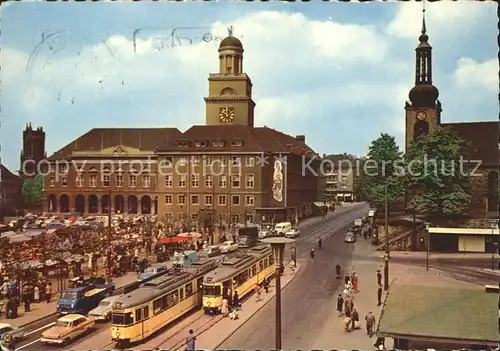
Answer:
xmin=376 ymin=223 xmax=425 ymax=251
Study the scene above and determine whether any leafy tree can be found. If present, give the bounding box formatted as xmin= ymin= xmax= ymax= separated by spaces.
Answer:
xmin=22 ymin=174 xmax=43 ymax=206
xmin=359 ymin=134 xmax=405 ymax=212
xmin=405 ymin=126 xmax=471 ymax=217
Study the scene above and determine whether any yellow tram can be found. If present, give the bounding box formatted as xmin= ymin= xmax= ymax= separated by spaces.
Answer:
xmin=203 ymin=245 xmax=274 ymax=314
xmin=110 ymin=259 xmax=216 ymax=345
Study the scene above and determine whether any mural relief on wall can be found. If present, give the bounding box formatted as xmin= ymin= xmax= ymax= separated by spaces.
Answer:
xmin=272 ymin=159 xmax=283 ymax=202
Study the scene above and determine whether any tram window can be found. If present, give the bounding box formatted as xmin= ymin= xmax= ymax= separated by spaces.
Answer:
xmin=162 ymin=295 xmax=168 ymax=309
xmin=135 ymin=308 xmax=142 ymax=322
xmin=197 ymin=277 xmax=203 ymax=290
xmin=185 ymin=282 xmax=194 ymax=297
xmin=179 ymin=287 xmax=184 ymax=300
xmin=234 ymin=270 xmax=249 ymax=287
xmin=264 ymin=258 xmax=268 ymax=267
xmin=112 ymin=313 xmax=133 ymax=325
xmin=166 ymin=291 xmax=179 ymax=308
xmin=251 ymin=265 xmax=257 ymax=276
xmin=259 ymin=261 xmax=264 ymax=272
xmin=203 ymin=285 xmax=221 ymax=296
xmin=153 ymin=298 xmax=163 ymax=314
xmin=143 ymin=306 xmax=149 ymax=319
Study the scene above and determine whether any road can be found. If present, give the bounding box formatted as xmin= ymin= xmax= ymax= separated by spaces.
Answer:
xmin=219 ymin=203 xmax=370 ymax=350
xmin=51 ymin=203 xmax=369 ymax=350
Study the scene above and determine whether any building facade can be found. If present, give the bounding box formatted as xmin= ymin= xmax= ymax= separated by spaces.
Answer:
xmin=323 ymin=154 xmax=356 ymax=202
xmin=20 ymin=123 xmax=46 ymax=178
xmin=43 ymin=35 xmax=322 ymax=227
xmin=404 ymin=16 xmax=498 ymax=217
xmin=0 ymin=164 xmax=22 ymax=218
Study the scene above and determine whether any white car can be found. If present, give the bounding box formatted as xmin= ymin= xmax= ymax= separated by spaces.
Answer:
xmin=285 ymin=228 xmax=300 ymax=238
xmin=0 ymin=323 xmax=25 ymax=341
xmin=219 ymin=241 xmax=239 ymax=253
xmin=88 ymin=295 xmax=121 ymax=321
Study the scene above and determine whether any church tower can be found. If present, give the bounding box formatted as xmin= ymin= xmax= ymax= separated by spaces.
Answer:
xmin=204 ymin=31 xmax=256 ymax=127
xmin=20 ymin=123 xmax=46 ymax=178
xmin=405 ymin=9 xmax=442 ymax=153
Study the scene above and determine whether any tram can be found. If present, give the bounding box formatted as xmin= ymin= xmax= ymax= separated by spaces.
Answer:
xmin=202 ymin=245 xmax=274 ymax=314
xmin=110 ymin=259 xmax=217 ymax=345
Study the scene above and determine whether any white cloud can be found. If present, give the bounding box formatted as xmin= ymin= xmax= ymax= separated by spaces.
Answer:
xmin=453 ymin=57 xmax=497 ymax=91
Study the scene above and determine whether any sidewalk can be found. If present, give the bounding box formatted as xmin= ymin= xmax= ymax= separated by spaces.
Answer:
xmin=375 ymin=251 xmax=497 ymax=259
xmin=297 ymin=202 xmax=363 ymax=229
xmin=195 ymin=262 xmax=302 ymax=349
xmin=1 ymin=272 xmax=138 ymax=327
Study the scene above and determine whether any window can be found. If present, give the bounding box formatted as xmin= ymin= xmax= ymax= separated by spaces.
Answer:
xmin=245 ymin=195 xmax=254 ymax=206
xmin=178 ymin=175 xmax=186 ymax=187
xmin=61 ymin=176 xmax=68 ymax=187
xmin=116 ymin=174 xmax=123 ymax=187
xmin=191 ymin=174 xmax=199 ymax=187
xmin=103 ymin=175 xmax=110 ymax=187
xmin=191 ymin=213 xmax=198 ymax=221
xmin=185 ymin=282 xmax=194 ymax=297
xmin=76 ymin=175 xmax=84 ymax=188
xmin=231 ymin=156 xmax=240 ymax=166
xmin=178 ymin=158 xmax=188 ymax=166
xmin=218 ymin=195 xmax=226 ymax=206
xmin=245 ymin=156 xmax=254 ymax=167
xmin=166 ymin=290 xmax=179 ymax=308
xmin=191 ymin=195 xmax=199 ymax=205
xmin=246 ymin=213 xmax=254 ymax=224
xmin=231 ymin=214 xmax=240 ymax=223
xmin=129 ymin=175 xmax=137 ymax=188
xmin=205 ymin=156 xmax=214 ymax=167
xmin=232 ymin=195 xmax=240 ymax=205
xmin=251 ymin=265 xmax=257 ymax=277
xmin=143 ymin=306 xmax=149 ymax=319
xmin=59 ymin=164 xmax=68 ymax=174
xmin=245 ymin=174 xmax=255 ymax=188
xmin=135 ymin=308 xmax=142 ymax=322
xmin=179 ymin=287 xmax=184 ymax=300
xmin=178 ymin=195 xmax=186 ymax=205
xmin=191 ymin=156 xmax=200 ymax=165
xmin=219 ymin=174 xmax=227 ymax=188
xmin=165 ymin=174 xmax=173 ymax=187
xmin=205 ymin=195 xmax=213 ymax=206
xmin=205 ymin=175 xmax=213 ymax=187
xmin=218 ymin=157 xmax=227 ymax=166
xmin=165 ymin=195 xmax=173 ymax=205
xmin=49 ymin=177 xmax=55 ymax=187
xmin=232 ymin=174 xmax=240 ymax=188
xmin=142 ymin=174 xmax=150 ymax=188
xmin=89 ymin=175 xmax=97 ymax=188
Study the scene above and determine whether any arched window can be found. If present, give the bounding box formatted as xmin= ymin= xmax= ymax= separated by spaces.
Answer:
xmin=220 ymin=87 xmax=235 ymax=95
xmin=413 ymin=120 xmax=429 ymax=140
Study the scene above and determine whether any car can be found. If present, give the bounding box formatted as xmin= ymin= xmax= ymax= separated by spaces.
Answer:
xmin=258 ymin=230 xmax=271 ymax=239
xmin=285 ymin=228 xmax=300 ymax=238
xmin=137 ymin=264 xmax=168 ymax=281
xmin=219 ymin=241 xmax=239 ymax=253
xmin=88 ymin=295 xmax=121 ymax=321
xmin=41 ymin=314 xmax=95 ymax=345
xmin=354 ymin=218 xmax=363 ymax=227
xmin=345 ymin=231 xmax=356 ymax=243
xmin=204 ymin=245 xmax=222 ymax=257
xmin=0 ymin=323 xmax=25 ymax=342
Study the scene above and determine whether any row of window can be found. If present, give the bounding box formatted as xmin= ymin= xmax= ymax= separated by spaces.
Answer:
xmin=164 ymin=213 xmax=254 ymax=224
xmin=165 ymin=194 xmax=255 ymax=206
xmin=48 ymin=174 xmax=151 ymax=188
xmin=165 ymin=174 xmax=254 ymax=188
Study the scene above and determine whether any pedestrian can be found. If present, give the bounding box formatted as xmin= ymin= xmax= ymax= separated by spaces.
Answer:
xmin=350 ymin=308 xmax=359 ymax=330
xmin=255 ymin=285 xmax=261 ymax=302
xmin=365 ymin=311 xmax=376 ymax=337
xmin=263 ymin=278 xmax=269 ymax=293
xmin=232 ymin=290 xmax=239 ymax=309
xmin=336 ymin=294 xmax=344 ymax=316
xmin=376 ymin=269 xmax=382 ymax=286
xmin=335 ymin=264 xmax=341 ymax=279
xmin=45 ymin=282 xmax=52 ymax=303
xmin=353 ymin=272 xmax=359 ymax=293
xmin=377 ymin=285 xmax=383 ymax=306
xmin=345 ymin=273 xmax=351 ymax=285
xmin=22 ymin=283 xmax=31 ymax=312
xmin=221 ymin=298 xmax=229 ymax=317
xmin=34 ymin=286 xmax=40 ymax=303
xmin=342 ymin=316 xmax=351 ymax=333
xmin=185 ymin=329 xmax=196 ymax=351
xmin=344 ymin=297 xmax=351 ymax=318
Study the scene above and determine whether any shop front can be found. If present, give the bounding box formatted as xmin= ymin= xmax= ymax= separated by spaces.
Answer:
xmin=429 ymin=227 xmax=499 ymax=253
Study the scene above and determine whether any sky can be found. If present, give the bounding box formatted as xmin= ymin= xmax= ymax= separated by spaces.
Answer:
xmin=1 ymin=1 xmax=497 ymax=172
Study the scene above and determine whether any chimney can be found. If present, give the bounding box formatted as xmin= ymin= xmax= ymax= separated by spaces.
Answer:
xmin=296 ymin=135 xmax=305 ymax=142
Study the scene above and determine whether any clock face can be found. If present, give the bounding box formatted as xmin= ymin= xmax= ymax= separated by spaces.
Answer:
xmin=219 ymin=107 xmax=235 ymax=123
xmin=416 ymin=111 xmax=427 ymax=121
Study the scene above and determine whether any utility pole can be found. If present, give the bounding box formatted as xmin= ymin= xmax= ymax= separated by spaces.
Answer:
xmin=107 ymin=188 xmax=112 ymax=283
xmin=412 ymin=183 xmax=417 ymax=251
xmin=384 ymin=183 xmax=389 ymax=291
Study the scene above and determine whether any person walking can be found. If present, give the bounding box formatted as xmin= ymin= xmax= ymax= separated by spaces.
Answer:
xmin=377 ymin=269 xmax=382 ymax=286
xmin=352 ymin=272 xmax=359 ymax=293
xmin=365 ymin=311 xmax=376 ymax=337
xmin=45 ymin=282 xmax=52 ymax=303
xmin=221 ymin=298 xmax=229 ymax=317
xmin=263 ymin=278 xmax=269 ymax=293
xmin=185 ymin=329 xmax=196 ymax=351
xmin=22 ymin=283 xmax=31 ymax=312
xmin=310 ymin=248 xmax=315 ymax=262
xmin=335 ymin=264 xmax=341 ymax=279
xmin=336 ymin=294 xmax=344 ymax=317
xmin=377 ymin=284 xmax=383 ymax=306
xmin=344 ymin=297 xmax=352 ymax=318
xmin=345 ymin=273 xmax=351 ymax=285
xmin=350 ymin=308 xmax=359 ymax=330
xmin=34 ymin=286 xmax=40 ymax=304
xmin=232 ymin=291 xmax=239 ymax=309
xmin=255 ymin=285 xmax=262 ymax=302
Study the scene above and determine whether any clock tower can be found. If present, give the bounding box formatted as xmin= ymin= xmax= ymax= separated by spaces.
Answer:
xmin=404 ymin=10 xmax=441 ymax=153
xmin=204 ymin=33 xmax=256 ymax=127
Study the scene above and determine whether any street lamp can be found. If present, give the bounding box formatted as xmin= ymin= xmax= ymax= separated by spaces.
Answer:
xmin=384 ymin=183 xmax=389 ymax=291
xmin=425 ymin=223 xmax=430 ymax=271
xmin=260 ymin=236 xmax=296 ymax=350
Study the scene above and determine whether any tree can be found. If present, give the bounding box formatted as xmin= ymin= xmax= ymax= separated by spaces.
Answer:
xmin=22 ymin=174 xmax=43 ymax=207
xmin=405 ymin=126 xmax=471 ymax=218
xmin=359 ymin=134 xmax=405 ymax=212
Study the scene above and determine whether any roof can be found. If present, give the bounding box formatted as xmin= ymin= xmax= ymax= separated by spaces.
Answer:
xmin=0 ymin=164 xmax=20 ymax=181
xmin=48 ymin=128 xmax=183 ymax=160
xmin=377 ymin=284 xmax=498 ymax=344
xmin=219 ymin=36 xmax=243 ymax=49
xmin=58 ymin=314 xmax=85 ymax=322
xmin=441 ymin=121 xmax=498 ymax=166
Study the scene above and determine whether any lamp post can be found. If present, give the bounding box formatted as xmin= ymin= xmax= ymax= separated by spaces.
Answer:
xmin=384 ymin=183 xmax=389 ymax=291
xmin=106 ymin=189 xmax=112 ymax=283
xmin=425 ymin=223 xmax=430 ymax=271
xmin=260 ymin=236 xmax=296 ymax=351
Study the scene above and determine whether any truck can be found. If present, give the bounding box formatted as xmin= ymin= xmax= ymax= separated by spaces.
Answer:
xmin=237 ymin=227 xmax=259 ymax=248
xmin=56 ymin=278 xmax=115 ymax=315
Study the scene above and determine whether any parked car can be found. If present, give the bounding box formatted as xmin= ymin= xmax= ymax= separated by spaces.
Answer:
xmin=354 ymin=218 xmax=363 ymax=227
xmin=204 ymin=245 xmax=222 ymax=257
xmin=137 ymin=264 xmax=168 ymax=281
xmin=0 ymin=323 xmax=25 ymax=341
xmin=88 ymin=295 xmax=121 ymax=321
xmin=345 ymin=231 xmax=356 ymax=243
xmin=258 ymin=230 xmax=271 ymax=239
xmin=285 ymin=228 xmax=300 ymax=238
xmin=41 ymin=314 xmax=95 ymax=345
xmin=219 ymin=241 xmax=239 ymax=253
